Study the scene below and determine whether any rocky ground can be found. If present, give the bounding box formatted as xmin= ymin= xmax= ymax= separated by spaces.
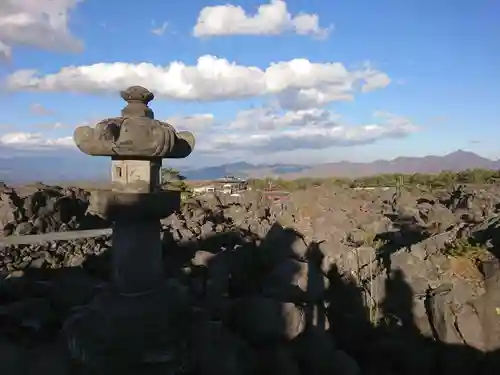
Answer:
xmin=1 ymin=183 xmax=500 ymax=374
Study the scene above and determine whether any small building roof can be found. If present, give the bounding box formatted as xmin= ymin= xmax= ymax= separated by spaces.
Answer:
xmin=215 ymin=176 xmax=247 ymax=183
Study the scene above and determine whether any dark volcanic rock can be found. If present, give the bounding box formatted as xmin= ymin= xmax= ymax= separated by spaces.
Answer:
xmin=0 ymin=183 xmax=499 ymax=374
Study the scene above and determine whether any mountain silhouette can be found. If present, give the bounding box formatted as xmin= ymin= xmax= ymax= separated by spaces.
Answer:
xmin=0 ymin=150 xmax=497 ymax=183
xmin=183 ymin=150 xmax=500 ymax=180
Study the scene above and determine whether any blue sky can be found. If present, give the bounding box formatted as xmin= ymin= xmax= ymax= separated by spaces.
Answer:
xmin=0 ymin=0 xmax=499 ymax=169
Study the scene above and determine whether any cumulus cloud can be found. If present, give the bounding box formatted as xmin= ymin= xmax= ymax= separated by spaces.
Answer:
xmin=198 ymin=109 xmax=418 ymax=154
xmin=5 ymin=55 xmax=390 ymax=108
xmin=151 ymin=21 xmax=168 ymax=36
xmin=273 ymin=61 xmax=392 ymax=110
xmin=276 ymin=87 xmax=353 ymax=111
xmin=30 ymin=103 xmax=54 ymax=116
xmin=0 ymin=132 xmax=73 ymax=149
xmin=0 ymin=0 xmax=83 ymax=61
xmin=361 ymin=70 xmax=392 ymax=93
xmin=193 ymin=0 xmax=331 ymax=38
xmin=35 ymin=122 xmax=65 ymax=130
xmin=0 ymin=40 xmax=11 ymax=61
xmin=166 ymin=114 xmax=215 ymax=132
xmin=0 ymin=118 xmax=94 ymax=151
xmin=229 ymin=107 xmax=340 ymax=131
xmin=372 ymin=110 xmax=417 ymax=127
xmin=0 ymin=109 xmax=417 ymax=162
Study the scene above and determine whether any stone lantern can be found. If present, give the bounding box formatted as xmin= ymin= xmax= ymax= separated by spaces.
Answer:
xmin=63 ymin=86 xmax=195 ymax=374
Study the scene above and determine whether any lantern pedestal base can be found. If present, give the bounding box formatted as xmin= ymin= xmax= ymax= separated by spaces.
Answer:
xmin=63 ymin=281 xmax=193 ymax=375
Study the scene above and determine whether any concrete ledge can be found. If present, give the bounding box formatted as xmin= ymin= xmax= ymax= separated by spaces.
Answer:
xmin=0 ymin=228 xmax=112 ymax=246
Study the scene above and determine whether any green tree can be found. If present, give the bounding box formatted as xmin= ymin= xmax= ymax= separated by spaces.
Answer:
xmin=246 ymin=168 xmax=500 ymax=191
xmin=162 ymin=167 xmax=185 ymax=182
xmin=161 ymin=167 xmax=190 ymax=193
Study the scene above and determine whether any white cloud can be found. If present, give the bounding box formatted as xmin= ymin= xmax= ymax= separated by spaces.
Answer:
xmin=35 ymin=122 xmax=65 ymax=130
xmin=372 ymin=110 xmax=416 ymax=127
xmin=272 ymin=63 xmax=391 ymax=110
xmin=30 ymin=103 xmax=54 ymax=116
xmin=5 ymin=55 xmax=390 ymax=108
xmin=166 ymin=114 xmax=215 ymax=132
xmin=276 ymin=87 xmax=354 ymax=110
xmin=198 ymin=109 xmax=418 ymax=154
xmin=0 ymin=109 xmax=417 ymax=163
xmin=193 ymin=0 xmax=331 ymax=38
xmin=361 ymin=69 xmax=392 ymax=93
xmin=0 ymin=40 xmax=11 ymax=61
xmin=0 ymin=132 xmax=73 ymax=149
xmin=229 ymin=107 xmax=340 ymax=131
xmin=151 ymin=21 xmax=168 ymax=36
xmin=0 ymin=0 xmax=83 ymax=60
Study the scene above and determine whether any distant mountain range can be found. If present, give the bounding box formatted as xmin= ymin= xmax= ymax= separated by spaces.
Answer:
xmin=0 ymin=154 xmax=109 ymax=184
xmin=183 ymin=150 xmax=500 ymax=180
xmin=0 ymin=150 xmax=498 ymax=183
